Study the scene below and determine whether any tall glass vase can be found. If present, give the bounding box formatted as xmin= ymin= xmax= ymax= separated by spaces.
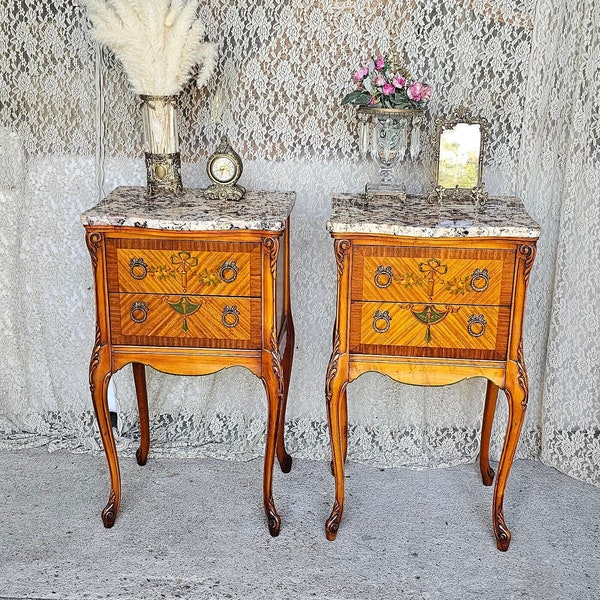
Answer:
xmin=140 ymin=95 xmax=183 ymax=196
xmin=358 ymin=106 xmax=423 ymax=200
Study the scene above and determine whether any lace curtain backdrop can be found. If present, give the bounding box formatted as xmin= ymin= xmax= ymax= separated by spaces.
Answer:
xmin=0 ymin=1 xmax=598 ymax=485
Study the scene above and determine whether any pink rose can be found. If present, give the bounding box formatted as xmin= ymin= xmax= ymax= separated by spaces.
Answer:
xmin=374 ymin=75 xmax=386 ymax=87
xmin=407 ymin=81 xmax=425 ymax=101
xmin=375 ymin=55 xmax=385 ymax=70
xmin=368 ymin=96 xmax=378 ymax=105
xmin=382 ymin=83 xmax=395 ymax=95
xmin=392 ymin=75 xmax=406 ymax=88
xmin=420 ymin=84 xmax=432 ymax=101
xmin=354 ymin=67 xmax=369 ymax=81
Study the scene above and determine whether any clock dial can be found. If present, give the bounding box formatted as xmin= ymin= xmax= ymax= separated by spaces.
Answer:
xmin=211 ymin=156 xmax=236 ymax=183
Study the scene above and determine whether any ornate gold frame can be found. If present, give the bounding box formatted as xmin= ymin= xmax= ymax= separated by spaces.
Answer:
xmin=428 ymin=105 xmax=490 ymax=207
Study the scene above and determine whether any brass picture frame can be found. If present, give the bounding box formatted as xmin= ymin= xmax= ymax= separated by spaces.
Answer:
xmin=428 ymin=105 xmax=490 ymax=206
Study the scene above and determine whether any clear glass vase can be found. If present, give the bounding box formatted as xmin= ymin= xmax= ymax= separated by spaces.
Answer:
xmin=358 ymin=107 xmax=423 ymax=199
xmin=140 ymin=95 xmax=182 ymax=196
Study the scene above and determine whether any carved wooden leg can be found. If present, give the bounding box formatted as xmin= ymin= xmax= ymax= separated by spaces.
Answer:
xmin=493 ymin=360 xmax=528 ymax=551
xmin=480 ymin=380 xmax=499 ymax=486
xmin=276 ymin=316 xmax=294 ymax=474
xmin=132 ymin=363 xmax=150 ymax=466
xmin=330 ymin=385 xmax=348 ymax=476
xmin=90 ymin=340 xmax=120 ymax=528
xmin=326 ymin=366 xmax=347 ymax=541
xmin=261 ymin=357 xmax=283 ymax=537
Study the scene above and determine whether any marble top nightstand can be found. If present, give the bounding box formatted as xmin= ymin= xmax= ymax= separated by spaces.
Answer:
xmin=82 ymin=186 xmax=295 ymax=537
xmin=324 ymin=193 xmax=540 ymax=551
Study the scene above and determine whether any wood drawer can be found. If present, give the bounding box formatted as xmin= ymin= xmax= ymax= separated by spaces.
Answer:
xmin=352 ymin=246 xmax=515 ymax=306
xmin=109 ymin=293 xmax=261 ymax=349
xmin=350 ymin=301 xmax=510 ymax=361
xmin=106 ymin=238 xmax=261 ymax=297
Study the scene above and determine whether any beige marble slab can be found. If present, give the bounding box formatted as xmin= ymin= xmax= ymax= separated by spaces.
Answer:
xmin=81 ymin=186 xmax=296 ymax=232
xmin=327 ymin=194 xmax=540 ymax=238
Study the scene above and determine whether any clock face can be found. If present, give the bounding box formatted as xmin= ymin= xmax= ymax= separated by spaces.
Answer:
xmin=210 ymin=155 xmax=237 ymax=184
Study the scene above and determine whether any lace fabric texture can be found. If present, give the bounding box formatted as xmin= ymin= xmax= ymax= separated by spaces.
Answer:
xmin=0 ymin=0 xmax=598 ymax=486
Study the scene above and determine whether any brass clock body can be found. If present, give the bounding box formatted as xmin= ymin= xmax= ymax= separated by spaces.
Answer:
xmin=206 ymin=136 xmax=246 ymax=201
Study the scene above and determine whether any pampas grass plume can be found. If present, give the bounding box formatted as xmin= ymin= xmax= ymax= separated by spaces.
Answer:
xmin=84 ymin=0 xmax=217 ymax=96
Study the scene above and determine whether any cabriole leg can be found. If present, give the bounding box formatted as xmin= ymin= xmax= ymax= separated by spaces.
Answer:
xmin=90 ymin=342 xmax=120 ymax=528
xmin=493 ymin=360 xmax=528 ymax=551
xmin=133 ymin=362 xmax=150 ymax=466
xmin=480 ymin=380 xmax=499 ymax=486
xmin=276 ymin=316 xmax=294 ymax=474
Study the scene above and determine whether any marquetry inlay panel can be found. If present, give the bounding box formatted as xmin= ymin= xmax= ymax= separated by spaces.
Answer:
xmin=350 ymin=301 xmax=510 ymax=360
xmin=106 ymin=238 xmax=261 ymax=297
xmin=353 ymin=246 xmax=515 ymax=307
xmin=109 ymin=293 xmax=260 ymax=349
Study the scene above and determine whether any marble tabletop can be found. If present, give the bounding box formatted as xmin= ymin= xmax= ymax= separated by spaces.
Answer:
xmin=81 ymin=186 xmax=296 ymax=232
xmin=327 ymin=194 xmax=540 ymax=238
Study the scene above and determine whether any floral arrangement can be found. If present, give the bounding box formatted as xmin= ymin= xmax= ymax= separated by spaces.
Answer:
xmin=83 ymin=0 xmax=218 ymax=96
xmin=342 ymin=54 xmax=431 ymax=110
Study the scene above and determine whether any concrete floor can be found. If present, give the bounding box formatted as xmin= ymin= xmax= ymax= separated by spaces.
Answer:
xmin=0 ymin=449 xmax=598 ymax=599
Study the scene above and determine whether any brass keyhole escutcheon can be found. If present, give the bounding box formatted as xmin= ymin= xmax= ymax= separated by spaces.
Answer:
xmin=373 ymin=310 xmax=392 ymax=333
xmin=219 ymin=261 xmax=239 ymax=284
xmin=374 ymin=265 xmax=393 ymax=289
xmin=129 ymin=258 xmax=148 ymax=280
xmin=468 ymin=314 xmax=487 ymax=337
xmin=470 ymin=268 xmax=490 ymax=292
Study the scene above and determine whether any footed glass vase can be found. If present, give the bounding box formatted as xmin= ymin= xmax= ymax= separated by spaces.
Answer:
xmin=140 ymin=95 xmax=182 ymax=196
xmin=358 ymin=106 xmax=423 ymax=200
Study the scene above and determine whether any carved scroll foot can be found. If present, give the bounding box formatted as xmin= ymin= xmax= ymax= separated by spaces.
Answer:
xmin=494 ymin=510 xmax=511 ymax=551
xmin=265 ymin=499 xmax=281 ymax=537
xmin=325 ymin=501 xmax=343 ymax=541
xmin=278 ymin=452 xmax=293 ymax=474
xmin=135 ymin=447 xmax=147 ymax=467
xmin=101 ymin=491 xmax=118 ymax=528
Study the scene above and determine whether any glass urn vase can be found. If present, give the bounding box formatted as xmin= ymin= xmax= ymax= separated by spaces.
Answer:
xmin=140 ymin=95 xmax=183 ymax=196
xmin=358 ymin=106 xmax=423 ymax=200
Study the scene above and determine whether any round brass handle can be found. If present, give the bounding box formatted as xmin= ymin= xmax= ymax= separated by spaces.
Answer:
xmin=470 ymin=268 xmax=490 ymax=292
xmin=129 ymin=258 xmax=148 ymax=280
xmin=374 ymin=265 xmax=393 ymax=289
xmin=130 ymin=301 xmax=149 ymax=324
xmin=219 ymin=261 xmax=239 ymax=284
xmin=222 ymin=305 xmax=240 ymax=328
xmin=373 ymin=310 xmax=392 ymax=334
xmin=468 ymin=314 xmax=487 ymax=337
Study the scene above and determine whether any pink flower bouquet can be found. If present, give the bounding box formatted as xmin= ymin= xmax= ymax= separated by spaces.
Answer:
xmin=342 ymin=54 xmax=431 ymax=109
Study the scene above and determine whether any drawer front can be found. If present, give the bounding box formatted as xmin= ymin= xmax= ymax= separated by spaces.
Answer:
xmin=106 ymin=239 xmax=261 ymax=297
xmin=353 ymin=246 xmax=515 ymax=306
xmin=109 ymin=293 xmax=261 ymax=349
xmin=350 ymin=301 xmax=510 ymax=360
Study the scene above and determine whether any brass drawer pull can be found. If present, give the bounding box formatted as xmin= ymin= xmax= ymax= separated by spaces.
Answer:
xmin=129 ymin=258 xmax=148 ymax=280
xmin=468 ymin=314 xmax=487 ymax=337
xmin=222 ymin=305 xmax=240 ymax=328
xmin=219 ymin=261 xmax=239 ymax=283
xmin=373 ymin=310 xmax=392 ymax=333
xmin=130 ymin=301 xmax=149 ymax=324
xmin=374 ymin=265 xmax=393 ymax=289
xmin=470 ymin=269 xmax=490 ymax=292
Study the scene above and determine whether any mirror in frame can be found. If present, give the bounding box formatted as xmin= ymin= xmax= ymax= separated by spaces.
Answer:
xmin=428 ymin=105 xmax=490 ymax=206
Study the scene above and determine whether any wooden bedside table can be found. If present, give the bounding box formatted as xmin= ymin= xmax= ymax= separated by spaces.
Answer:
xmin=324 ymin=194 xmax=540 ymax=550
xmin=81 ymin=186 xmax=295 ymax=536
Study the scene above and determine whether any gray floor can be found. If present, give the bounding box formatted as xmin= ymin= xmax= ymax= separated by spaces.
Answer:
xmin=0 ymin=449 xmax=598 ymax=600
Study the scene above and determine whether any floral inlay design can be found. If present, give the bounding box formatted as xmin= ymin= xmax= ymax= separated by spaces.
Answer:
xmin=145 ymin=251 xmax=223 ymax=291
xmin=397 ymin=258 xmax=466 ymax=344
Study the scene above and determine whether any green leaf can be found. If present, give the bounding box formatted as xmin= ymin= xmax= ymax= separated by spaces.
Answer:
xmin=341 ymin=90 xmax=369 ymax=105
